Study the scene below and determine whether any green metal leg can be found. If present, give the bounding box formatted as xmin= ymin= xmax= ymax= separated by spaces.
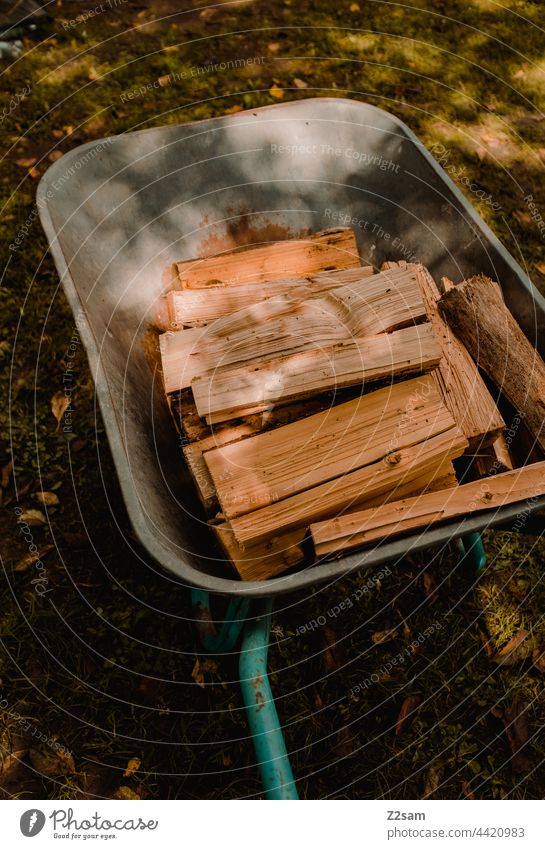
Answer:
xmin=239 ymin=599 xmax=298 ymax=800
xmin=191 ymin=591 xmax=298 ymax=800
xmin=455 ymin=532 xmax=487 ymax=574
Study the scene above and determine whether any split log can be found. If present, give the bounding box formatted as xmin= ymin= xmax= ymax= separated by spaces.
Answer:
xmin=170 ymin=227 xmax=358 ymax=289
xmin=177 ymin=391 xmax=361 ymax=512
xmin=216 ymin=462 xmax=458 ymax=581
xmin=310 ymin=460 xmax=545 ymax=558
xmin=167 ymin=264 xmax=375 ymax=327
xmin=228 ymin=428 xmax=467 ymax=546
xmin=160 ymin=264 xmax=427 ymax=393
xmin=383 ymin=263 xmax=505 ymax=448
xmin=438 ymin=274 xmax=545 ymax=454
xmin=204 ymin=373 xmax=455 ymax=519
xmin=212 ymin=523 xmax=307 ymax=582
xmin=193 ymin=322 xmax=441 ymax=424
xmin=473 ymin=435 xmax=514 ymax=478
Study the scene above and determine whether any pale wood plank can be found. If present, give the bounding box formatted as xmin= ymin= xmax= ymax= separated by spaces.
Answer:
xmin=228 ymin=427 xmax=468 ymax=546
xmin=172 ymin=227 xmax=359 ymax=289
xmin=204 ymin=373 xmax=453 ymax=519
xmin=160 ymin=265 xmax=426 ymax=393
xmin=193 ymin=323 xmax=441 ymax=424
xmin=167 ymin=264 xmax=375 ymax=327
xmin=310 ymin=460 xmax=545 ymax=557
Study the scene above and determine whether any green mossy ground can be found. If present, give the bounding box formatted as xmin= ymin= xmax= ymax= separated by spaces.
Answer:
xmin=1 ymin=0 xmax=545 ymax=799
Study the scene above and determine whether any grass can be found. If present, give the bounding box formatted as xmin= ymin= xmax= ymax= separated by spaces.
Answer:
xmin=1 ymin=0 xmax=545 ymax=799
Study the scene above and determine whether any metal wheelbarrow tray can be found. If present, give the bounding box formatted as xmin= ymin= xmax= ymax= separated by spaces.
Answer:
xmin=37 ymin=97 xmax=545 ymax=597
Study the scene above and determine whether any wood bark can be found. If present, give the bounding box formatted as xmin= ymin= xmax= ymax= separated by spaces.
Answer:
xmin=439 ymin=274 xmax=545 ymax=454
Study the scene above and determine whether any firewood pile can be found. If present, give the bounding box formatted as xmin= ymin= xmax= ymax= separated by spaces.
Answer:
xmin=157 ymin=227 xmax=545 ymax=581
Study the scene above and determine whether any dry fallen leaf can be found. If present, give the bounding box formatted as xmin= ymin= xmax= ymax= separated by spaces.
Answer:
xmin=52 ymin=129 xmax=64 ymax=139
xmin=492 ymin=629 xmax=531 ymax=665
xmin=123 ymin=757 xmax=141 ymax=778
xmin=462 ymin=779 xmax=476 ymax=799
xmin=267 ymin=42 xmax=281 ymax=54
xmin=534 ymin=262 xmax=545 ymax=276
xmin=51 ymin=391 xmax=69 ymax=430
xmin=33 ymin=491 xmax=59 ymax=507
xmin=224 ymin=104 xmax=243 ymax=114
xmin=422 ymin=572 xmax=438 ymax=603
xmin=48 ymin=151 xmax=63 ymax=162
xmin=157 ymin=74 xmax=171 ymax=87
xmin=350 ymin=1 xmax=360 ymax=10
xmin=88 ymin=67 xmax=101 ymax=81
xmin=395 ymin=695 xmax=421 ymax=736
xmin=492 ymin=698 xmax=531 ymax=774
xmin=29 ymin=746 xmax=75 ymax=777
xmin=532 ymin=644 xmax=545 ymax=674
xmin=192 ymin=658 xmax=205 ymax=688
xmin=293 ymin=78 xmax=308 ymax=89
xmin=113 ymin=786 xmax=141 ymax=800
xmin=320 ymin=624 xmax=346 ymax=673
xmin=28 ymin=166 xmax=40 ymax=179
xmin=269 ymin=84 xmax=284 ymax=99
xmin=18 ymin=509 xmax=47 ymax=527
xmin=15 ymin=544 xmax=54 ymax=572
xmin=15 ymin=157 xmax=37 ymax=168
xmin=372 ymin=627 xmax=398 ymax=645
xmin=1 ymin=460 xmax=13 ymax=489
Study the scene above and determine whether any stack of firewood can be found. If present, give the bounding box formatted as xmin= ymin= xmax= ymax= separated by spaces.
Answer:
xmin=158 ymin=228 xmax=545 ymax=580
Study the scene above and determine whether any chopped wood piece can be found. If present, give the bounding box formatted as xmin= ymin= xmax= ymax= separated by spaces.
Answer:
xmin=310 ymin=460 xmax=545 ymax=557
xmin=167 ymin=264 xmax=375 ymax=327
xmin=212 ymin=523 xmax=306 ymax=581
xmin=204 ymin=373 xmax=452 ymax=518
xmin=160 ymin=265 xmax=427 ymax=393
xmin=171 ymin=227 xmax=358 ymax=289
xmin=473 ymin=434 xmax=514 ymax=478
xmin=228 ymin=427 xmax=468 ymax=546
xmin=217 ymin=461 xmax=457 ymax=581
xmin=438 ymin=274 xmax=545 ymax=454
xmin=383 ymin=262 xmax=505 ymax=447
xmin=193 ymin=322 xmax=441 ymax=423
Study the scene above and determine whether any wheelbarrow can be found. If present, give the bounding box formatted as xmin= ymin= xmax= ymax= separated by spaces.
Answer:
xmin=37 ymin=97 xmax=545 ymax=799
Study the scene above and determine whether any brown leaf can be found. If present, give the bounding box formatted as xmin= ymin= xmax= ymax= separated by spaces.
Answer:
xmin=534 ymin=262 xmax=545 ymax=276
xmin=113 ymin=785 xmax=140 ymax=800
xmin=123 ymin=757 xmax=141 ymax=778
xmin=88 ymin=67 xmax=101 ymax=81
xmin=224 ymin=104 xmax=243 ymax=114
xmin=18 ymin=509 xmax=46 ymax=527
xmin=372 ymin=627 xmax=398 ymax=644
xmin=493 ymin=698 xmax=531 ymax=774
xmin=479 ymin=629 xmax=494 ymax=658
xmin=52 ymin=129 xmax=64 ymax=139
xmin=29 ymin=746 xmax=75 ymax=776
xmin=423 ymin=762 xmax=443 ymax=798
xmin=513 ymin=209 xmax=532 ymax=226
xmin=15 ymin=157 xmax=37 ymax=168
xmin=48 ymin=151 xmax=63 ymax=162
xmin=320 ymin=625 xmax=346 ymax=673
xmin=395 ymin=695 xmax=421 ymax=736
xmin=350 ymin=1 xmax=360 ymax=9
xmin=15 ymin=544 xmax=54 ymax=572
xmin=51 ymin=391 xmax=69 ymax=429
xmin=192 ymin=658 xmax=205 ymax=688
xmin=293 ymin=78 xmax=308 ymax=89
xmin=462 ymin=779 xmax=475 ymax=799
xmin=532 ymin=644 xmax=545 ymax=674
xmin=267 ymin=42 xmax=281 ymax=53
xmin=1 ymin=460 xmax=12 ymax=489
xmin=492 ymin=629 xmax=531 ymax=665
xmin=28 ymin=166 xmax=40 ymax=179
xmin=422 ymin=572 xmax=438 ymax=603
xmin=33 ymin=491 xmax=59 ymax=507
